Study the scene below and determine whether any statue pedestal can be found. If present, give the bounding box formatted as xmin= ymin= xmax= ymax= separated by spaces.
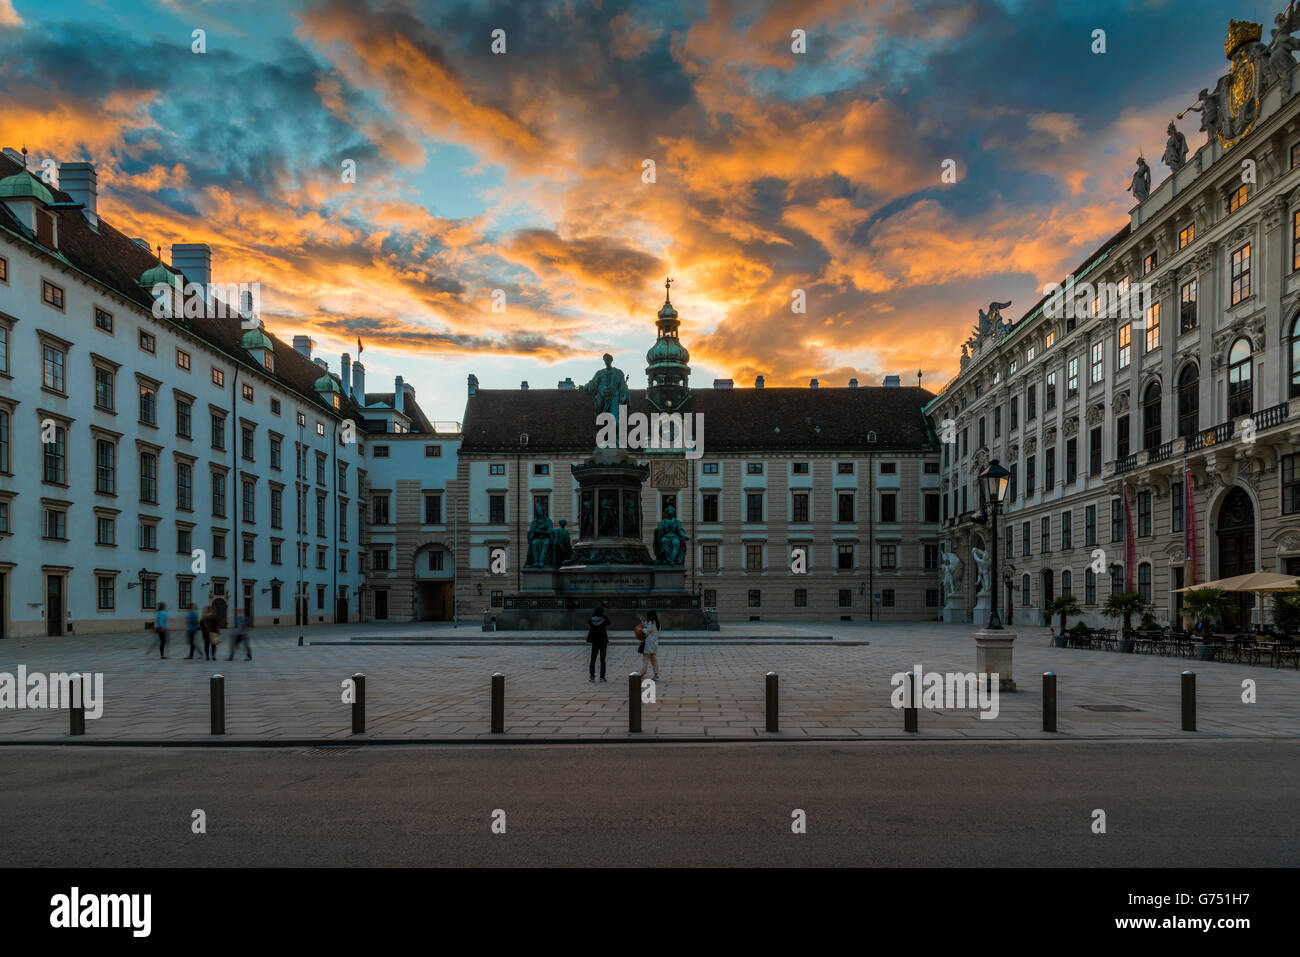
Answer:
xmin=941 ymin=598 xmax=967 ymax=624
xmin=520 ymin=568 xmax=556 ymax=593
xmin=974 ymin=629 xmax=1017 ymax=692
xmin=972 ymin=590 xmax=991 ymax=626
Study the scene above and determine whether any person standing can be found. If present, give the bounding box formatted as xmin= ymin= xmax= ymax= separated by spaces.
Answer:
xmin=227 ymin=606 xmax=252 ymax=661
xmin=638 ymin=609 xmax=662 ymax=682
xmin=586 ymin=605 xmax=611 ymax=682
xmin=184 ymin=604 xmax=201 ymax=659
xmin=155 ymin=602 xmax=169 ymax=659
xmin=199 ymin=605 xmax=220 ymax=661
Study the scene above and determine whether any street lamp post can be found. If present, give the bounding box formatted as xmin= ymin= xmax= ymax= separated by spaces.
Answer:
xmin=978 ymin=459 xmax=1012 ymax=631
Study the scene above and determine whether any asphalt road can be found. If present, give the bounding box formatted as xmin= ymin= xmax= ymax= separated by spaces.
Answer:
xmin=1 ymin=741 xmax=1295 ymax=867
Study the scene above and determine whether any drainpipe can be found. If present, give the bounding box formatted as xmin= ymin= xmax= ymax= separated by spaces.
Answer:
xmin=868 ymin=450 xmax=874 ymax=623
xmin=332 ymin=421 xmax=338 ymax=624
xmin=516 ymin=451 xmax=522 ymax=594
xmin=231 ymin=367 xmax=240 ymax=624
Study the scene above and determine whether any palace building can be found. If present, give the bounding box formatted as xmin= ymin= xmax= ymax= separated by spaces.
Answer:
xmin=926 ymin=14 xmax=1300 ymax=629
xmin=452 ymin=290 xmax=942 ymax=624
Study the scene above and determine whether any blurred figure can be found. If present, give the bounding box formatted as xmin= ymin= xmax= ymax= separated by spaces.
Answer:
xmin=154 ymin=602 xmax=169 ymax=659
xmin=586 ymin=605 xmax=610 ymax=682
xmin=227 ymin=607 xmax=252 ymax=661
xmin=199 ymin=605 xmax=221 ymax=661
xmin=184 ymin=604 xmax=201 ymax=659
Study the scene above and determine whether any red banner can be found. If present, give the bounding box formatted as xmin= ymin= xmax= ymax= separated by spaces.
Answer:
xmin=1123 ymin=480 xmax=1136 ymax=592
xmin=1184 ymin=468 xmax=1197 ymax=586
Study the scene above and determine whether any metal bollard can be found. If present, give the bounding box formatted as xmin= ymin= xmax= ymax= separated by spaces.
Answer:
xmin=69 ymin=675 xmax=85 ymax=736
xmin=1181 ymin=670 xmax=1196 ymax=732
xmin=491 ymin=673 xmax=504 ymax=734
xmin=766 ymin=672 xmax=779 ymax=732
xmin=628 ymin=672 xmax=642 ymax=733
xmin=351 ymin=672 xmax=366 ymax=734
xmin=210 ymin=674 xmax=225 ymax=735
xmin=904 ymin=670 xmax=918 ymax=732
xmin=1042 ymin=672 xmax=1056 ymax=732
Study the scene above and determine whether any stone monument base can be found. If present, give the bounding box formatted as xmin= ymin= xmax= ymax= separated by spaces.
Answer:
xmin=972 ymin=592 xmax=991 ymax=627
xmin=494 ymin=563 xmax=711 ymax=631
xmin=941 ymin=598 xmax=968 ymax=624
xmin=974 ymin=629 xmax=1017 ymax=692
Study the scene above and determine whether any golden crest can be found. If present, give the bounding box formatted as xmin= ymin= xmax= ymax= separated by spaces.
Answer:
xmin=1229 ymin=56 xmax=1255 ymax=116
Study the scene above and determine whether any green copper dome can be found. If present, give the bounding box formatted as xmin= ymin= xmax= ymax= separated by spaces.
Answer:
xmin=646 ymin=333 xmax=689 ymax=365
xmin=314 ymin=374 xmax=342 ymax=394
xmin=241 ymin=328 xmax=274 ymax=352
xmin=0 ymin=170 xmax=55 ymax=206
xmin=140 ymin=262 xmax=179 ymax=288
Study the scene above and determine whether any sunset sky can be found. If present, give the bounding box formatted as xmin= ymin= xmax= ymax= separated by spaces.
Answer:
xmin=0 ymin=0 xmax=1279 ymax=419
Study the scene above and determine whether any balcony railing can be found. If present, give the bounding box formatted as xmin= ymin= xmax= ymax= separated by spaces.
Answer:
xmin=1253 ymin=401 xmax=1290 ymax=431
xmin=1115 ymin=452 xmax=1138 ymax=474
xmin=1149 ymin=440 xmax=1175 ymax=464
xmin=1186 ymin=420 xmax=1234 ymax=452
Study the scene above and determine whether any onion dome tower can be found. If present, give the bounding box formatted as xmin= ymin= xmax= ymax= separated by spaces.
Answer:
xmin=645 ymin=277 xmax=692 ymax=410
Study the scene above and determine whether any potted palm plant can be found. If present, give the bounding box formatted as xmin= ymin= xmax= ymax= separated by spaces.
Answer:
xmin=1270 ymin=590 xmax=1300 ymax=635
xmin=1046 ymin=595 xmax=1082 ymax=647
xmin=1103 ymin=591 xmax=1145 ymax=652
xmin=1181 ymin=587 xmax=1232 ymax=660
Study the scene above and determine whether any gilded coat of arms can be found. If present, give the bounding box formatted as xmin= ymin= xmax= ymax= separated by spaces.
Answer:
xmin=1219 ymin=19 xmax=1264 ymax=148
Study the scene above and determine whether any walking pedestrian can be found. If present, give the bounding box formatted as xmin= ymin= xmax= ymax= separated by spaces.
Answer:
xmin=155 ymin=602 xmax=169 ymax=659
xmin=199 ymin=605 xmax=221 ymax=661
xmin=585 ymin=605 xmax=611 ymax=682
xmin=227 ymin=606 xmax=252 ymax=661
xmin=638 ymin=609 xmax=662 ymax=682
xmin=184 ymin=604 xmax=202 ymax=659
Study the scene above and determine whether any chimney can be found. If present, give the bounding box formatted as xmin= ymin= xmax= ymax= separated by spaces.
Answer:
xmin=520 ymin=381 xmax=529 ymax=390
xmin=849 ymin=378 xmax=859 ymax=388
xmin=558 ymin=377 xmax=575 ymax=390
xmin=755 ymin=375 xmax=765 ymax=388
xmin=59 ymin=162 xmax=98 ymax=227
xmin=883 ymin=375 xmax=901 ymax=387
xmin=293 ymin=336 xmax=313 ymax=359
xmin=467 ymin=373 xmax=478 ymax=397
xmin=314 ymin=358 xmax=328 ymax=371
xmin=341 ymin=353 xmax=352 ymax=396
xmin=172 ymin=243 xmax=211 ymax=311
xmin=352 ymin=361 xmax=366 ymax=407
xmin=810 ymin=378 xmax=819 ymax=389
xmin=713 ymin=378 xmax=734 ymax=389
xmin=394 ymin=375 xmax=405 ymax=413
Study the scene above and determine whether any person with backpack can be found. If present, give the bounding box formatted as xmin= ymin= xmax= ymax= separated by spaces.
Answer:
xmin=199 ymin=606 xmax=221 ymax=661
xmin=637 ymin=609 xmax=662 ymax=682
xmin=585 ymin=605 xmax=611 ymax=682
xmin=227 ymin=606 xmax=252 ymax=661
xmin=184 ymin=604 xmax=202 ymax=659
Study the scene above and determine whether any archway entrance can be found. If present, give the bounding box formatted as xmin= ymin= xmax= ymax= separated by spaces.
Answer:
xmin=1216 ymin=486 xmax=1256 ymax=628
xmin=413 ymin=543 xmax=454 ymax=621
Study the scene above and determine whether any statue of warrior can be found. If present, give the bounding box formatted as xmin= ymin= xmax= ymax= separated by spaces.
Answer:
xmin=1162 ymin=122 xmax=1188 ymax=172
xmin=581 ymin=353 xmax=630 ymax=431
xmin=1127 ymin=156 xmax=1151 ymax=203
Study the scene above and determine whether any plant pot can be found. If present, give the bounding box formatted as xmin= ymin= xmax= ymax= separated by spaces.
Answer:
xmin=1118 ymin=638 xmax=1135 ymax=653
xmin=1054 ymin=635 xmax=1069 ymax=648
xmin=1195 ymin=643 xmax=1218 ymax=661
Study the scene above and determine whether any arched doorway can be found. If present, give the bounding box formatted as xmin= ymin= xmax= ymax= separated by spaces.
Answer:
xmin=1216 ymin=486 xmax=1255 ymax=628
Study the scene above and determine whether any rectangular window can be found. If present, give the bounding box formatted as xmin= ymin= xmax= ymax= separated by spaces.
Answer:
xmin=41 ymin=507 xmax=66 ymax=539
xmin=1090 ymin=341 xmax=1103 ymax=385
xmin=1294 ymin=211 xmax=1300 ymax=272
xmin=488 ymin=462 xmax=504 ymax=475
xmin=423 ymin=494 xmax=442 ymax=524
xmin=1022 ymin=521 xmax=1031 ymax=558
xmin=1085 ymin=504 xmax=1097 ymax=546
xmin=270 ymin=487 xmax=282 ymax=528
xmin=1061 ymin=510 xmax=1072 ymax=550
xmin=879 ymin=493 xmax=896 ymax=523
xmin=924 ymin=493 xmax=940 ymax=523
xmin=1041 ymin=516 xmax=1051 ymax=553
xmin=138 ymin=521 xmax=157 ymax=550
xmin=1009 ymin=463 xmax=1018 ymax=502
xmin=42 ymin=344 xmax=66 ymax=392
xmin=95 ymin=439 xmax=116 ymax=493
xmin=1067 ymin=357 xmax=1078 ymax=397
xmin=702 ymin=493 xmax=719 ymax=523
xmin=424 ymin=445 xmax=441 ymax=457
xmin=1045 ymin=331 xmax=1056 ymax=349
xmin=176 ymin=461 xmax=193 ymax=510
xmin=879 ymin=544 xmax=896 ymax=569
xmin=1172 ymin=479 xmax=1184 ymax=534
xmin=881 ymin=589 xmax=895 ymax=608
xmin=837 ymin=493 xmax=854 ymax=523
xmin=43 ymin=425 xmax=67 ymax=484
xmin=1145 ymin=302 xmax=1160 ymax=351
xmin=839 ymin=589 xmax=852 ymax=608
xmin=1111 ymin=497 xmax=1124 ymax=542
xmin=93 ymin=306 xmax=114 ymax=333
xmin=211 ymin=472 xmax=226 ymax=517
xmin=211 ymin=413 xmax=226 ymax=450
xmin=837 ymin=462 xmax=854 ymax=475
xmin=703 ymin=463 xmax=719 ymax=474
xmin=746 ymin=544 xmax=763 ymax=570
xmin=372 ymin=549 xmax=391 ymax=571
xmin=1179 ymin=223 xmax=1195 ymax=249
xmin=1180 ymin=278 xmax=1197 ymax=332
xmin=794 ymin=588 xmax=807 ymax=607
xmin=1026 ymin=455 xmax=1036 ymax=494
xmin=924 ymin=543 xmax=941 ymax=569
xmin=1227 ymin=183 xmax=1248 ymax=213
xmin=94 ymin=367 xmax=114 ymax=410
xmin=137 ymin=384 xmax=156 ymax=425
xmin=1117 ymin=322 xmax=1131 ymax=370
xmin=138 ymin=330 xmax=155 ymax=354
xmin=1138 ymin=563 xmax=1152 ymax=604
xmin=178 ymin=527 xmax=192 ymax=555
xmin=1231 ymin=244 xmax=1251 ymax=304
xmin=1089 ymin=427 xmax=1102 ymax=477
xmin=880 ymin=461 xmax=897 ymax=474
xmin=176 ymin=398 xmax=192 ymax=439
xmin=1138 ymin=490 xmax=1152 ymax=537
xmin=42 ymin=279 xmax=65 ymax=310
xmin=1046 ymin=372 xmax=1057 ymax=410
xmin=211 ymin=367 xmax=225 ymax=387
xmin=747 ymin=463 xmax=764 ymax=475
xmin=1143 ymin=252 xmax=1157 ymax=275
xmin=748 ymin=590 xmax=761 ymax=608
xmin=96 ymin=515 xmax=115 ymax=545
xmin=702 ymin=545 xmax=718 ymax=571
xmin=1117 ymin=416 xmax=1130 ymax=461
xmin=791 ymin=491 xmax=809 ymax=523
xmin=1065 ymin=438 xmax=1077 ymax=484
xmin=792 ymin=462 xmax=809 ymax=474
xmin=1283 ymin=454 xmax=1300 ymax=514
xmin=241 ymin=479 xmax=255 ymax=521
xmin=241 ymin=425 xmax=255 ymax=460
xmin=533 ymin=463 xmax=549 ymax=475
xmin=176 ymin=348 xmax=191 ymax=371
xmin=488 ymin=495 xmax=505 ymax=524
xmin=746 ymin=493 xmax=763 ymax=522
xmin=1044 ymin=447 xmax=1056 ymax=490
xmin=0 ymin=254 xmax=6 ymax=283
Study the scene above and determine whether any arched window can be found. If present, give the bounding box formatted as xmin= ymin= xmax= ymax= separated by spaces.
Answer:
xmin=1290 ymin=315 xmax=1300 ymax=399
xmin=1061 ymin=569 xmax=1073 ymax=596
xmin=1142 ymin=380 xmax=1162 ymax=450
xmin=1085 ymin=567 xmax=1097 ymax=605
xmin=1177 ymin=364 xmax=1199 ymax=438
xmin=1137 ymin=562 xmax=1152 ymax=604
xmin=1022 ymin=573 xmax=1031 ymax=606
xmin=1228 ymin=338 xmax=1252 ymax=417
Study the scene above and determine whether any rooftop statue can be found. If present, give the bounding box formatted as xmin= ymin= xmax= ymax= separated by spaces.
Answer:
xmin=976 ymin=300 xmax=1012 ymax=338
xmin=581 ymin=353 xmax=630 ymax=434
xmin=1127 ymin=156 xmax=1151 ymax=203
xmin=1162 ymin=122 xmax=1189 ymax=171
xmin=1265 ymin=21 xmax=1300 ymax=94
xmin=1182 ymin=87 xmax=1224 ymax=141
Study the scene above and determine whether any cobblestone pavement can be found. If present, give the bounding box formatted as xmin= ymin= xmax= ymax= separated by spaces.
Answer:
xmin=0 ymin=622 xmax=1296 ymax=741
